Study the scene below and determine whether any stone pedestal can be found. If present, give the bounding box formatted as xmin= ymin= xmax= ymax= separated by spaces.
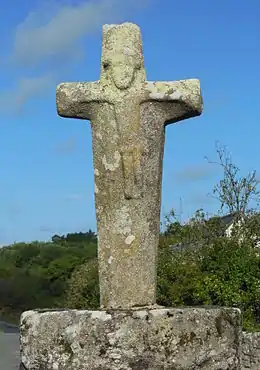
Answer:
xmin=241 ymin=332 xmax=260 ymax=370
xmin=20 ymin=307 xmax=241 ymax=370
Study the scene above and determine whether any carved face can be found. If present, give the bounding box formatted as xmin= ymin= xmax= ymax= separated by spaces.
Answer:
xmin=103 ymin=55 xmax=141 ymax=90
xmin=101 ymin=24 xmax=146 ymax=90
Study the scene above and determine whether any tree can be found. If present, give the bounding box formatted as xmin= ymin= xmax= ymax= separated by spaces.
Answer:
xmin=52 ymin=231 xmax=97 ymax=246
xmin=65 ymin=259 xmax=99 ymax=309
xmin=158 ymin=210 xmax=260 ymax=331
xmin=206 ymin=143 xmax=260 ymax=217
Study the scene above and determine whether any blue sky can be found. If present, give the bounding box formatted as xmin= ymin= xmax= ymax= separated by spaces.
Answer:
xmin=0 ymin=0 xmax=259 ymax=244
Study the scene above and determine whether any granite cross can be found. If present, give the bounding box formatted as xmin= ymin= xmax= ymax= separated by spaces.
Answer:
xmin=56 ymin=22 xmax=203 ymax=309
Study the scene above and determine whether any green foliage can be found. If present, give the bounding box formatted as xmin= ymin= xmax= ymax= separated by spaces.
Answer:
xmin=0 ymin=232 xmax=97 ymax=316
xmin=163 ymin=208 xmax=226 ymax=248
xmin=0 ymin=215 xmax=259 ymax=332
xmin=157 ymin=247 xmax=201 ymax=307
xmin=66 ymin=258 xmax=99 ymax=309
xmin=158 ymin=210 xmax=260 ymax=332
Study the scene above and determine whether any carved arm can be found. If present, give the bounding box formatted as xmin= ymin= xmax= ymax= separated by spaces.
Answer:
xmin=144 ymin=79 xmax=203 ymax=124
xmin=56 ymin=81 xmax=102 ymax=121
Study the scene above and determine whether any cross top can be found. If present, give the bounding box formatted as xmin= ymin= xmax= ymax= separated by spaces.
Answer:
xmin=57 ymin=22 xmax=203 ymax=309
xmin=100 ymin=23 xmax=146 ymax=90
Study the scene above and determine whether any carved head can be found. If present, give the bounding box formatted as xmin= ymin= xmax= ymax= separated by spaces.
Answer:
xmin=101 ymin=23 xmax=146 ymax=90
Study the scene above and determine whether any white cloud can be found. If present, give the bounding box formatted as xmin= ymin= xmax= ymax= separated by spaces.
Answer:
xmin=175 ymin=164 xmax=214 ymax=183
xmin=0 ymin=73 xmax=58 ymax=115
xmin=13 ymin=0 xmax=143 ymax=66
xmin=16 ymin=75 xmax=55 ymax=101
xmin=4 ymin=0 xmax=148 ymax=111
xmin=63 ymin=193 xmax=84 ymax=200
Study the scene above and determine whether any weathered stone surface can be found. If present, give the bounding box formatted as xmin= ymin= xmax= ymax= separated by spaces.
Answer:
xmin=20 ymin=307 xmax=241 ymax=370
xmin=56 ymin=22 xmax=203 ymax=309
xmin=241 ymin=332 xmax=260 ymax=369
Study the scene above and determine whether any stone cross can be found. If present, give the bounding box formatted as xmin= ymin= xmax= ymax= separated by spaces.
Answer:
xmin=56 ymin=22 xmax=203 ymax=309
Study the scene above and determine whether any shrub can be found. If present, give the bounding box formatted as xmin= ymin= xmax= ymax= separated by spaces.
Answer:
xmin=157 ymin=234 xmax=260 ymax=331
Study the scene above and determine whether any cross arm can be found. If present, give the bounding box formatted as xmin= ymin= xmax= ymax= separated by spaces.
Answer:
xmin=144 ymin=79 xmax=203 ymax=124
xmin=56 ymin=81 xmax=102 ymax=120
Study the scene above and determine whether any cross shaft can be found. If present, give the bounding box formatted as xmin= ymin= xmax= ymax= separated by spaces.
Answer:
xmin=56 ymin=22 xmax=203 ymax=309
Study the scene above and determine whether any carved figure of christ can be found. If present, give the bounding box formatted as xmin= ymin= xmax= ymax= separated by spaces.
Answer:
xmin=56 ymin=23 xmax=203 ymax=309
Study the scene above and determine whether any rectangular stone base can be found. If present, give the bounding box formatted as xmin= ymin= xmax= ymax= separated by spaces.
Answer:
xmin=20 ymin=307 xmax=241 ymax=370
xmin=242 ymin=332 xmax=260 ymax=370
